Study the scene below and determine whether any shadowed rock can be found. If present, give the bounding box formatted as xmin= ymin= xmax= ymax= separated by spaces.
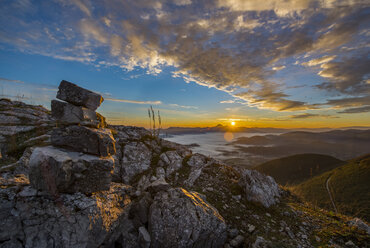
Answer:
xmin=51 ymin=100 xmax=106 ymax=128
xmin=148 ymin=188 xmax=227 ymax=248
xmin=239 ymin=169 xmax=281 ymax=208
xmin=51 ymin=126 xmax=115 ymax=157
xmin=56 ymin=80 xmax=103 ymax=110
xmin=0 ymin=182 xmax=131 ymax=248
xmin=29 ymin=146 xmax=114 ymax=194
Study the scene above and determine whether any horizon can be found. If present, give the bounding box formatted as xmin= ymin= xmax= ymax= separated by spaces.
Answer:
xmin=1 ymin=1 xmax=370 ymax=128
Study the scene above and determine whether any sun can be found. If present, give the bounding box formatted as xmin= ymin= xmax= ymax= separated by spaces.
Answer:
xmin=231 ymin=121 xmax=235 ymax=126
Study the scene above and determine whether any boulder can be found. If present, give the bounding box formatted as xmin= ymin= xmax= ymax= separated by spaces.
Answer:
xmin=51 ymin=100 xmax=106 ymax=128
xmin=120 ymin=142 xmax=152 ymax=184
xmin=28 ymin=146 xmax=113 ymax=194
xmin=51 ymin=126 xmax=115 ymax=157
xmin=56 ymin=80 xmax=103 ymax=110
xmin=0 ymin=182 xmax=132 ymax=248
xmin=239 ymin=169 xmax=281 ymax=208
xmin=148 ymin=188 xmax=227 ymax=248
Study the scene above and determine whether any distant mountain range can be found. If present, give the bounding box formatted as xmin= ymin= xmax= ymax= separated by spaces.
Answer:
xmin=230 ymin=129 xmax=370 ymax=161
xmin=163 ymin=125 xmax=370 ymax=136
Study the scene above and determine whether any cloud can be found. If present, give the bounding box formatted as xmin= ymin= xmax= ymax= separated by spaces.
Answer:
xmin=168 ymin=103 xmax=198 ymax=109
xmin=0 ymin=77 xmax=24 ymax=84
xmin=316 ymin=55 xmax=370 ymax=94
xmin=302 ymin=55 xmax=336 ymax=67
xmin=289 ymin=113 xmax=338 ymax=119
xmin=338 ymin=106 xmax=370 ymax=114
xmin=106 ymin=97 xmax=162 ymax=105
xmin=220 ymin=100 xmax=235 ymax=104
xmin=71 ymin=0 xmax=92 ymax=17
xmin=272 ymin=66 xmax=286 ymax=71
xmin=323 ymin=95 xmax=370 ymax=108
xmin=338 ymin=105 xmax=370 ymax=114
xmin=0 ymin=0 xmax=368 ymax=113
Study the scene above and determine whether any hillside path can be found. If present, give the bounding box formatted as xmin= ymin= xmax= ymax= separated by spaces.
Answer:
xmin=325 ymin=175 xmax=337 ymax=213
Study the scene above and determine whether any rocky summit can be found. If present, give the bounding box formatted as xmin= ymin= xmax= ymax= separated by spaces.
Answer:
xmin=0 ymin=82 xmax=369 ymax=248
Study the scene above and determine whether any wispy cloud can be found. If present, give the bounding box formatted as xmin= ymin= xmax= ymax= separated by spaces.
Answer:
xmin=0 ymin=77 xmax=24 ymax=84
xmin=289 ymin=113 xmax=338 ymax=119
xmin=220 ymin=100 xmax=235 ymax=104
xmin=168 ymin=103 xmax=198 ymax=109
xmin=338 ymin=106 xmax=370 ymax=114
xmin=106 ymin=97 xmax=162 ymax=105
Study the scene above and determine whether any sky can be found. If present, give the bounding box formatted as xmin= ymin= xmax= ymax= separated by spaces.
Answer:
xmin=0 ymin=0 xmax=369 ymax=128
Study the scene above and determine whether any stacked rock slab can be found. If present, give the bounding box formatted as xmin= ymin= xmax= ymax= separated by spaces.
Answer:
xmin=29 ymin=80 xmax=116 ymax=194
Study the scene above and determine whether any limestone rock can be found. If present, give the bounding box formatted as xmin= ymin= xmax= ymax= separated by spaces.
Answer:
xmin=184 ymin=153 xmax=213 ymax=187
xmin=51 ymin=100 xmax=106 ymax=128
xmin=29 ymin=146 xmax=113 ymax=194
xmin=239 ymin=169 xmax=281 ymax=208
xmin=158 ymin=151 xmax=183 ymax=177
xmin=56 ymin=80 xmax=103 ymax=110
xmin=51 ymin=126 xmax=115 ymax=157
xmin=148 ymin=188 xmax=227 ymax=248
xmin=121 ymin=142 xmax=151 ymax=184
xmin=0 ymin=182 xmax=132 ymax=248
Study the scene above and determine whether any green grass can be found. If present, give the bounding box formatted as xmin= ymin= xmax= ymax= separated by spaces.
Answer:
xmin=255 ymin=153 xmax=345 ymax=186
xmin=292 ymin=154 xmax=370 ymax=222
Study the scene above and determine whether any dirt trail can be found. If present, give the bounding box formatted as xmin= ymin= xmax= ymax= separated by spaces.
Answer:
xmin=325 ymin=175 xmax=337 ymax=213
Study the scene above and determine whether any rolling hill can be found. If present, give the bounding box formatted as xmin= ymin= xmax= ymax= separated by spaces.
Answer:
xmin=254 ymin=153 xmax=346 ymax=186
xmin=292 ymin=154 xmax=370 ymax=222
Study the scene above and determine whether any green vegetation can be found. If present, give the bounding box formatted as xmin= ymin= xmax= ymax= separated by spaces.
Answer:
xmin=292 ymin=154 xmax=370 ymax=222
xmin=255 ymin=153 xmax=345 ymax=186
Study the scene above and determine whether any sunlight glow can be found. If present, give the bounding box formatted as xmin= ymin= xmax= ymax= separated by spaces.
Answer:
xmin=231 ymin=121 xmax=235 ymax=126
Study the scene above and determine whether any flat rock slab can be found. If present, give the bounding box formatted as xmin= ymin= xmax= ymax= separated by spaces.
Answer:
xmin=51 ymin=126 xmax=115 ymax=157
xmin=51 ymin=100 xmax=106 ymax=128
xmin=29 ymin=146 xmax=114 ymax=194
xmin=56 ymin=80 xmax=103 ymax=110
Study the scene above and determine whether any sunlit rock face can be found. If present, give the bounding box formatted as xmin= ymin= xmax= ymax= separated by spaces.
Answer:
xmin=239 ymin=169 xmax=281 ymax=208
xmin=148 ymin=188 xmax=227 ymax=248
xmin=0 ymin=183 xmax=132 ymax=248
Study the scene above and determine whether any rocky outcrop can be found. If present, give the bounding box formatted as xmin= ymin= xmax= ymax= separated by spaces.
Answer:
xmin=148 ymin=188 xmax=227 ymax=248
xmin=3 ymin=83 xmax=366 ymax=248
xmin=158 ymin=151 xmax=183 ymax=177
xmin=239 ymin=169 xmax=281 ymax=208
xmin=56 ymin=80 xmax=103 ymax=111
xmin=29 ymin=146 xmax=114 ymax=194
xmin=0 ymin=182 xmax=132 ymax=248
xmin=29 ymin=80 xmax=116 ymax=195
